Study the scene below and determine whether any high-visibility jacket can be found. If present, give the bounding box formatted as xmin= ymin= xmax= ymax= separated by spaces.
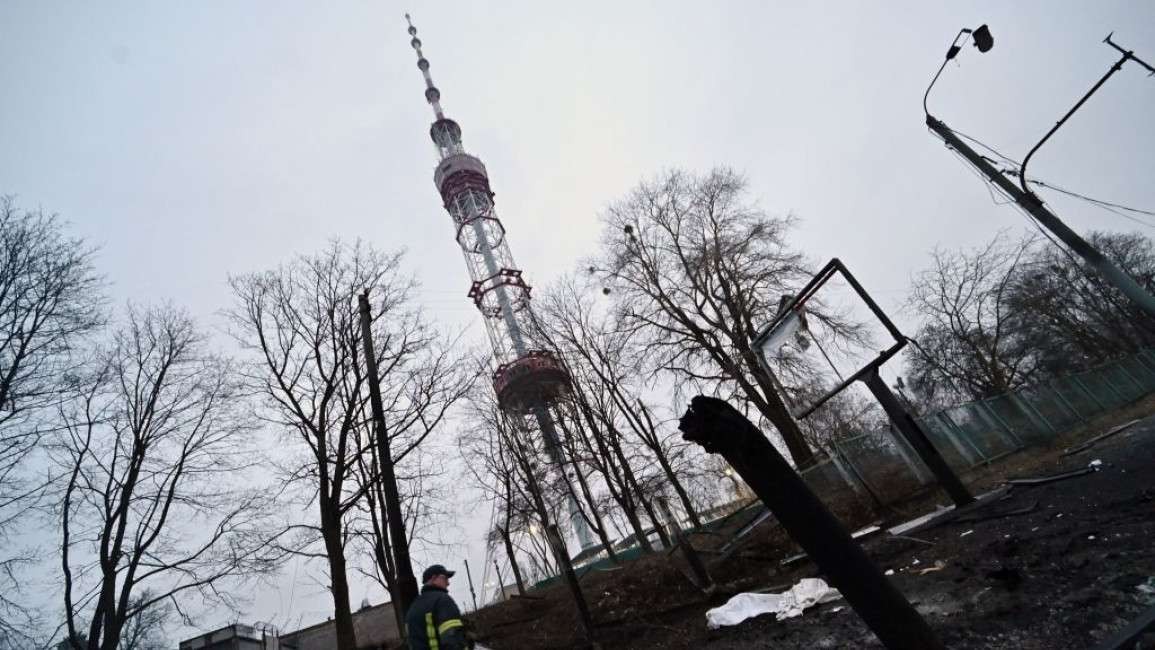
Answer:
xmin=405 ymin=585 xmax=466 ymax=650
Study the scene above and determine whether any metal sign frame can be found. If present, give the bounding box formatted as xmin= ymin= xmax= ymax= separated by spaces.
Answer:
xmin=752 ymin=258 xmax=907 ymax=419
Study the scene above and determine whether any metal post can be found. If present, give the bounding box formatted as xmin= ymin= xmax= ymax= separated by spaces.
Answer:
xmin=863 ymin=369 xmax=974 ymax=506
xmin=463 ymin=558 xmax=479 ymax=612
xmin=927 ymin=115 xmax=1155 ymax=320
xmin=357 ymin=291 xmax=419 ymax=624
xmin=679 ymin=395 xmax=945 ymax=650
xmin=493 ymin=559 xmax=506 ymax=602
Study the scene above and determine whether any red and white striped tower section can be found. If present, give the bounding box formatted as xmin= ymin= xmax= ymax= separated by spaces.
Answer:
xmin=405 ymin=15 xmax=594 ymax=551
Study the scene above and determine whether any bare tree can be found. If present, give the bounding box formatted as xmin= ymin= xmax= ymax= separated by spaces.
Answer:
xmin=116 ymin=594 xmax=169 ymax=650
xmin=0 ymin=197 xmax=102 ymax=641
xmin=228 ymin=241 xmax=457 ymax=650
xmin=348 ymin=314 xmax=474 ymax=638
xmin=1006 ymin=230 xmax=1155 ymax=375
xmin=458 ymin=388 xmax=532 ymax=595
xmin=594 ymin=169 xmax=827 ymax=468
xmin=906 ymin=233 xmax=1040 ymax=402
xmin=55 ymin=305 xmax=280 ymax=650
xmin=907 ymin=230 xmax=1155 ymax=403
xmin=537 ymin=277 xmax=703 ymax=529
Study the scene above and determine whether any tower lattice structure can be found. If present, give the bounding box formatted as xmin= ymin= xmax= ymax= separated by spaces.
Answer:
xmin=405 ymin=15 xmax=594 ymax=550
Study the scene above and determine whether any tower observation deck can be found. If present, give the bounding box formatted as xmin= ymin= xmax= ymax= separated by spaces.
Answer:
xmin=404 ymin=15 xmax=594 ymax=550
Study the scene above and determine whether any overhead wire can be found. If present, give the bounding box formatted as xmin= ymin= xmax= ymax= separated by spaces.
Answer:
xmin=932 ymin=123 xmax=1087 ymax=268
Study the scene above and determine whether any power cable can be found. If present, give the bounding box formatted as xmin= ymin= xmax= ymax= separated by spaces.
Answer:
xmin=948 ymin=128 xmax=1022 ymax=168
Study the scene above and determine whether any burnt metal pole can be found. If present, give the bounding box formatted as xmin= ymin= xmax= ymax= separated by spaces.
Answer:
xmin=463 ymin=558 xmax=479 ymax=612
xmin=862 ymin=368 xmax=975 ymax=506
xmin=357 ymin=290 xmax=419 ymax=621
xmin=679 ymin=395 xmax=944 ymax=650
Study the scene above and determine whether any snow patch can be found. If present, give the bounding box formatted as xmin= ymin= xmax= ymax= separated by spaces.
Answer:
xmin=705 ymin=578 xmax=842 ymax=629
xmin=1089 ymin=459 xmax=1103 ymax=468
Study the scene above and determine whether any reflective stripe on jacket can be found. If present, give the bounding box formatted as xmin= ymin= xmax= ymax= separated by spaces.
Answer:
xmin=406 ymin=585 xmax=466 ymax=650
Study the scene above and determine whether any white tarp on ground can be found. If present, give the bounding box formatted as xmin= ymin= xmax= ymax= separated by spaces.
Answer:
xmin=705 ymin=578 xmax=843 ymax=629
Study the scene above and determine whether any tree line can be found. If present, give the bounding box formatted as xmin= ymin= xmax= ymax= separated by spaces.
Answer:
xmin=3 ymin=169 xmax=1151 ymax=647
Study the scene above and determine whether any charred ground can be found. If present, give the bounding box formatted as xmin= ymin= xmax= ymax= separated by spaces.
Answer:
xmin=465 ymin=397 xmax=1155 ymax=649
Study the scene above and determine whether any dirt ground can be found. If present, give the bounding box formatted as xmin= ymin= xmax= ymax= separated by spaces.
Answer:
xmin=468 ymin=397 xmax=1155 ymax=649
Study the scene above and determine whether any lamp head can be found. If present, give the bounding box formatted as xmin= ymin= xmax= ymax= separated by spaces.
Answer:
xmin=972 ymin=24 xmax=994 ymax=53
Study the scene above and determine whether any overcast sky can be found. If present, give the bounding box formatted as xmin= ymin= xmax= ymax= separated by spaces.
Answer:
xmin=3 ymin=0 xmax=1154 ymax=640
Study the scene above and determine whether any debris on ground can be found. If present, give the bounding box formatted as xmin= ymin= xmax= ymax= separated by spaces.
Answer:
xmin=1007 ymin=466 xmax=1098 ymax=486
xmin=1062 ymin=419 xmax=1140 ymax=456
xmin=704 ymin=578 xmax=841 ymax=629
xmin=467 ymin=397 xmax=1155 ymax=649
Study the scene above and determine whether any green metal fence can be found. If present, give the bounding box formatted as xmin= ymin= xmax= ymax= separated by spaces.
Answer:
xmin=828 ymin=350 xmax=1155 ymax=504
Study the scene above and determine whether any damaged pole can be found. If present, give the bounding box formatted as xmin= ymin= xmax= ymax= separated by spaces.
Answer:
xmin=357 ymin=290 xmax=420 ymax=622
xmin=679 ymin=395 xmax=944 ymax=650
xmin=862 ymin=369 xmax=974 ymax=506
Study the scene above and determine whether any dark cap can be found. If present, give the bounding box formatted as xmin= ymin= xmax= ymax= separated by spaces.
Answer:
xmin=422 ymin=564 xmax=456 ymax=583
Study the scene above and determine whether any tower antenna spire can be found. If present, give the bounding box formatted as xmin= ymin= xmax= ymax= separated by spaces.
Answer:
xmin=405 ymin=13 xmax=445 ymax=120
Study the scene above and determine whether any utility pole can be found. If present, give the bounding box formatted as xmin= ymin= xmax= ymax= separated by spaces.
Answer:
xmin=357 ymin=290 xmax=419 ymax=628
xmin=493 ymin=559 xmax=506 ymax=601
xmin=926 ymin=114 xmax=1155 ymax=319
xmin=463 ymin=558 xmax=479 ymax=612
xmin=925 ymin=30 xmax=1155 ymax=320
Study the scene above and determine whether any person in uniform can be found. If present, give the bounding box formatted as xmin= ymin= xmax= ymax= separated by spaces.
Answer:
xmin=405 ymin=564 xmax=467 ymax=649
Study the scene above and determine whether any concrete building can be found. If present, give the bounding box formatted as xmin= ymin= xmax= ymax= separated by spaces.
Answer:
xmin=277 ymin=602 xmax=399 ymax=650
xmin=179 ymin=600 xmax=398 ymax=650
xmin=179 ymin=624 xmax=277 ymax=650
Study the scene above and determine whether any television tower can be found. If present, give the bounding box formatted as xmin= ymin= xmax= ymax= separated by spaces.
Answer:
xmin=404 ymin=15 xmax=594 ymax=550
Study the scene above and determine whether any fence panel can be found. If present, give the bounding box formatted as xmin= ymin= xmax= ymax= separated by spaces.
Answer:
xmin=833 ymin=432 xmax=929 ymax=505
xmin=913 ymin=415 xmax=977 ymax=470
xmin=1121 ymin=356 xmax=1155 ymax=391
xmin=1018 ymin=386 xmax=1078 ymax=435
xmin=1074 ymin=369 xmax=1127 ymax=411
xmin=981 ymin=394 xmax=1045 ymax=444
xmin=1049 ymin=376 xmax=1099 ymax=420
xmin=1105 ymin=364 xmax=1146 ymax=402
xmin=940 ymin=402 xmax=1020 ymax=461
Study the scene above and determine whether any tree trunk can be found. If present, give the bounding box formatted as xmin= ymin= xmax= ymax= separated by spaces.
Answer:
xmin=571 ymin=459 xmax=619 ymax=562
xmin=608 ymin=431 xmax=671 ymax=549
xmin=499 ymin=527 xmax=527 ymax=596
xmin=748 ymin=361 xmax=816 ymax=468
xmin=573 ymin=398 xmax=652 ymax=552
xmin=320 ymin=506 xmax=358 ymax=650
xmin=655 ymin=451 xmax=702 ymax=529
xmin=636 ymin=400 xmax=703 ymax=529
xmin=555 ymin=415 xmax=619 ymax=562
